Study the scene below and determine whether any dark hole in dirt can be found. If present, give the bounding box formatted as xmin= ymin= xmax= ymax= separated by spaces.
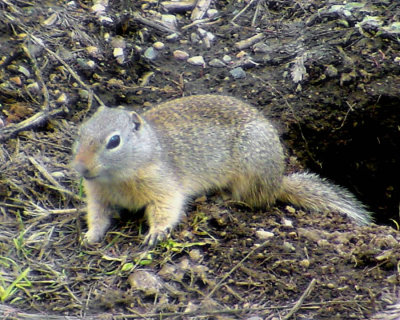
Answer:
xmin=287 ymin=97 xmax=400 ymax=225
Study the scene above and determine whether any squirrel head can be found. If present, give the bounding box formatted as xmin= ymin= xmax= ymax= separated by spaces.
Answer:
xmin=72 ymin=106 xmax=154 ymax=182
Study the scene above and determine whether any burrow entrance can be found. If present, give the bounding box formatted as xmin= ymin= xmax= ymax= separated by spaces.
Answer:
xmin=285 ymin=96 xmax=399 ymax=225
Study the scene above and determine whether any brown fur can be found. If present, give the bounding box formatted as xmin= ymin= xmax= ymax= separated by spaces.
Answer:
xmin=72 ymin=94 xmax=372 ymax=246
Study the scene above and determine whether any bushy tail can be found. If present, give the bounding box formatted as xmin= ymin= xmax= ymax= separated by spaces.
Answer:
xmin=279 ymin=172 xmax=372 ymax=225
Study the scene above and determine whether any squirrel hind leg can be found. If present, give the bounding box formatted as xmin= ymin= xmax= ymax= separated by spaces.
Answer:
xmin=229 ymin=173 xmax=281 ymax=208
xmin=229 ymin=120 xmax=285 ymax=208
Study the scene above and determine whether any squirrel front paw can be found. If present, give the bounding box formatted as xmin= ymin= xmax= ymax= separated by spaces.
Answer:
xmin=142 ymin=227 xmax=171 ymax=247
xmin=81 ymin=229 xmax=104 ymax=246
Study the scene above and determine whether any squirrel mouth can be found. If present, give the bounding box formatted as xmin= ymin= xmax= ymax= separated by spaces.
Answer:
xmin=82 ymin=174 xmax=98 ymax=180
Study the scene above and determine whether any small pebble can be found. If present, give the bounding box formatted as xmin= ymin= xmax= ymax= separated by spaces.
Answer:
xmin=161 ymin=14 xmax=177 ymax=29
xmin=98 ymin=15 xmax=113 ymax=25
xmin=93 ymin=0 xmax=109 ymax=6
xmin=209 ymin=58 xmax=225 ymax=68
xmin=111 ymin=37 xmax=126 ymax=49
xmin=56 ymin=93 xmax=67 ymax=104
xmin=116 ymin=56 xmax=124 ymax=64
xmin=325 ymin=65 xmax=338 ymax=77
xmin=86 ymin=46 xmax=99 ymax=57
xmin=256 ymin=229 xmax=274 ymax=240
xmin=236 ymin=50 xmax=247 ymax=58
xmin=158 ymin=263 xmax=177 ymax=278
xmin=283 ymin=241 xmax=296 ymax=252
xmin=206 ymin=32 xmax=215 ymax=42
xmin=190 ymin=32 xmax=200 ymax=43
xmin=144 ymin=47 xmax=158 ymax=60
xmin=187 ymin=56 xmax=205 ymax=66
xmin=153 ymin=41 xmax=165 ymax=50
xmin=78 ymin=89 xmax=89 ymax=100
xmin=42 ymin=13 xmax=58 ymax=26
xmin=300 ymin=259 xmax=310 ymax=268
xmin=113 ymin=47 xmax=124 ymax=58
xmin=203 ymin=37 xmax=211 ymax=48
xmin=222 ymin=55 xmax=232 ymax=63
xmin=51 ymin=171 xmax=65 ymax=179
xmin=128 ymin=270 xmax=163 ymax=296
xmin=229 ymin=67 xmax=246 ymax=79
xmin=285 ymin=205 xmax=296 ymax=214
xmin=9 ymin=76 xmax=22 ymax=86
xmin=91 ymin=3 xmax=105 ymax=13
xmin=253 ymin=42 xmax=269 ymax=53
xmin=173 ymin=50 xmax=189 ymax=60
xmin=207 ymin=9 xmax=218 ymax=18
xmin=77 ymin=58 xmax=96 ymax=69
xmin=282 ymin=218 xmax=293 ymax=228
xmin=197 ymin=28 xmax=207 ymax=37
xmin=166 ymin=33 xmax=179 ymax=41
xmin=188 ymin=249 xmax=202 ymax=262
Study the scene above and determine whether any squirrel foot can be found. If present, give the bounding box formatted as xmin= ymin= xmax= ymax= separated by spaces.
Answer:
xmin=142 ymin=228 xmax=171 ymax=247
xmin=82 ymin=229 xmax=104 ymax=246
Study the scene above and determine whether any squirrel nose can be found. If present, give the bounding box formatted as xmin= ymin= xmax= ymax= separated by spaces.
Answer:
xmin=73 ymin=160 xmax=90 ymax=178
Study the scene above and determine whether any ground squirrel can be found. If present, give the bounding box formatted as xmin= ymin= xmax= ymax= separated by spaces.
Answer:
xmin=72 ymin=94 xmax=372 ymax=246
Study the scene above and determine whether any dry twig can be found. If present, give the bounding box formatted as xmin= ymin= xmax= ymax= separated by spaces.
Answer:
xmin=283 ymin=278 xmax=317 ymax=320
xmin=0 ymin=107 xmax=66 ymax=142
xmin=205 ymin=241 xmax=270 ymax=300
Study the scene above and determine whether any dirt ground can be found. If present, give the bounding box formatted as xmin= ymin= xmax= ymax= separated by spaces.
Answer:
xmin=1 ymin=0 xmax=400 ymax=319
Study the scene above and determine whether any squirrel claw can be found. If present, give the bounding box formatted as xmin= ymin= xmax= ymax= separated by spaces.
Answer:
xmin=142 ymin=228 xmax=170 ymax=248
xmin=81 ymin=236 xmax=99 ymax=248
xmin=81 ymin=231 xmax=103 ymax=247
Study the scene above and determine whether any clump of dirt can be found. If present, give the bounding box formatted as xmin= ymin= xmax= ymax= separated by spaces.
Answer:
xmin=0 ymin=0 xmax=399 ymax=319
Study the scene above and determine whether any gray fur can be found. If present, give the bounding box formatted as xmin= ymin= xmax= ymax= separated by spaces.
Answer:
xmin=73 ymin=94 xmax=372 ymax=246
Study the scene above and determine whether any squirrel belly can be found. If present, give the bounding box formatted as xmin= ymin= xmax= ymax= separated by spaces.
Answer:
xmin=72 ymin=94 xmax=372 ymax=246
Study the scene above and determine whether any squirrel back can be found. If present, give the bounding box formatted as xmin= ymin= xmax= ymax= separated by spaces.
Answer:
xmin=73 ymin=94 xmax=372 ymax=246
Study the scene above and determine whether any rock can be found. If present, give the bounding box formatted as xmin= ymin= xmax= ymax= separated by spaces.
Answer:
xmin=209 ymin=58 xmax=226 ymax=68
xmin=253 ymin=42 xmax=270 ymax=53
xmin=207 ymin=9 xmax=218 ymax=18
xmin=91 ymin=4 xmax=105 ymax=13
xmin=85 ymin=46 xmax=100 ymax=57
xmin=197 ymin=28 xmax=207 ymax=37
xmin=190 ymin=32 xmax=200 ymax=43
xmin=56 ymin=93 xmax=67 ymax=104
xmin=173 ymin=50 xmax=189 ymax=60
xmin=9 ymin=76 xmax=22 ymax=86
xmin=222 ymin=54 xmax=232 ymax=63
xmin=161 ymin=14 xmax=177 ymax=29
xmin=256 ymin=229 xmax=274 ymax=240
xmin=113 ymin=47 xmax=123 ymax=58
xmin=153 ymin=41 xmax=165 ymax=50
xmin=206 ymin=32 xmax=215 ymax=42
xmin=166 ymin=33 xmax=179 ymax=41
xmin=282 ymin=218 xmax=294 ymax=228
xmin=188 ymin=56 xmax=205 ymax=66
xmin=144 ymin=47 xmax=158 ymax=60
xmin=128 ymin=270 xmax=163 ymax=296
xmin=229 ymin=67 xmax=246 ymax=79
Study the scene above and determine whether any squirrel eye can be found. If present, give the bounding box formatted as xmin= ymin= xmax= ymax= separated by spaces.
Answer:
xmin=106 ymin=134 xmax=121 ymax=149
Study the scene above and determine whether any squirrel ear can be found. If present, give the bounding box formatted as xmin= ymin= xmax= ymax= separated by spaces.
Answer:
xmin=129 ymin=111 xmax=143 ymax=131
